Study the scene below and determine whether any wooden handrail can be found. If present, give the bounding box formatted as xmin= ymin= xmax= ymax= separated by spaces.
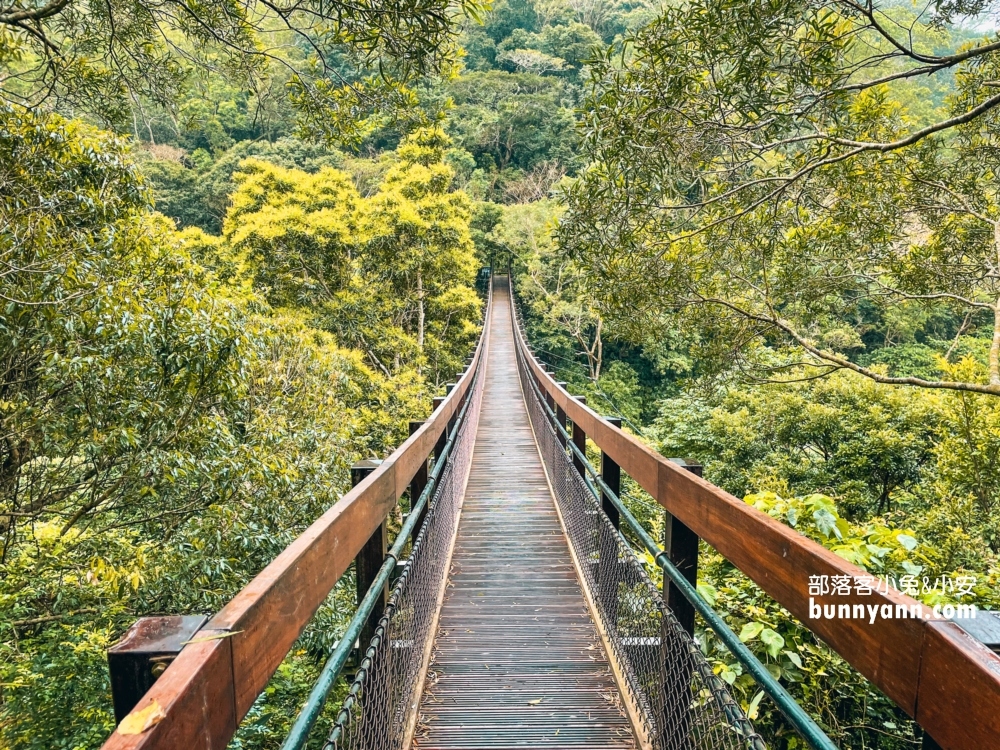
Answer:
xmin=508 ymin=285 xmax=1000 ymax=750
xmin=100 ymin=282 xmax=494 ymax=750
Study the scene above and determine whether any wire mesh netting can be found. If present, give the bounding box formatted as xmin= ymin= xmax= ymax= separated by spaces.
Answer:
xmin=513 ymin=316 xmax=766 ymax=750
xmin=324 ymin=352 xmax=487 ymax=750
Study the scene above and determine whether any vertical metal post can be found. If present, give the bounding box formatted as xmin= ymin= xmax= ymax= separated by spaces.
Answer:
xmin=409 ymin=421 xmax=428 ymax=534
xmin=597 ymin=416 xmax=623 ymax=630
xmin=432 ymin=396 xmax=447 ymax=465
xmin=555 ymin=381 xmax=568 ymax=446
xmin=543 ymin=370 xmax=555 ymax=411
xmin=660 ymin=459 xmax=702 ymax=750
xmin=571 ymin=396 xmax=587 ymax=478
xmin=445 ymin=383 xmax=458 ymax=435
xmin=351 ymin=459 xmax=387 ymax=648
xmin=107 ymin=615 xmax=207 ymax=724
xmin=600 ymin=417 xmax=622 ymax=529
xmin=665 ymin=458 xmax=702 ymax=635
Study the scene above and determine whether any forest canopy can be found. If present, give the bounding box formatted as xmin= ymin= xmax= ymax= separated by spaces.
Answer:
xmin=6 ymin=0 xmax=1000 ymax=748
xmin=563 ymin=0 xmax=1000 ymax=395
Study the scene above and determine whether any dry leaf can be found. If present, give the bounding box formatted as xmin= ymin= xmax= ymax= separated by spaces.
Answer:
xmin=118 ymin=700 xmax=166 ymax=735
xmin=527 ymin=698 xmax=543 ymax=705
xmin=180 ymin=630 xmax=243 ymax=645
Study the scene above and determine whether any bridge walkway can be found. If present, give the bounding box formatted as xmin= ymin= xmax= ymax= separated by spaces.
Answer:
xmin=414 ymin=282 xmax=636 ymax=749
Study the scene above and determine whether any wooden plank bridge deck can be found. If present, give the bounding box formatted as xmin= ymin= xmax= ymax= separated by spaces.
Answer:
xmin=415 ymin=283 xmax=636 ymax=749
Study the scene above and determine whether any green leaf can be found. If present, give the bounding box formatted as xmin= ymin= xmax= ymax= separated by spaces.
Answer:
xmin=813 ymin=508 xmax=840 ymax=539
xmin=760 ymin=628 xmax=785 ymax=657
xmin=896 ymin=534 xmax=918 ymax=551
xmin=783 ymin=649 xmax=803 ymax=669
xmin=901 ymin=560 xmax=923 ymax=576
xmin=746 ymin=690 xmax=765 ymax=720
xmin=739 ymin=622 xmax=764 ymax=642
xmin=697 ymin=582 xmax=718 ymax=606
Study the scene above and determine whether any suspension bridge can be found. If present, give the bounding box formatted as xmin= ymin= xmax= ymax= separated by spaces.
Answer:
xmin=101 ymin=275 xmax=1000 ymax=750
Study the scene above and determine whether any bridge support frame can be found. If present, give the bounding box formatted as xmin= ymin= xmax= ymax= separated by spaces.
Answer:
xmin=432 ymin=397 xmax=447 ymax=462
xmin=351 ymin=459 xmax=388 ymax=649
xmin=600 ymin=417 xmax=622 ymax=529
xmin=445 ymin=384 xmax=458 ymax=437
xmin=107 ymin=615 xmax=207 ymax=725
xmin=597 ymin=417 xmax=623 ymax=629
xmin=409 ymin=421 xmax=428 ymax=537
xmin=664 ymin=458 xmax=702 ymax=636
xmin=554 ymin=382 xmax=568 ymax=447
xmin=571 ymin=396 xmax=587 ymax=478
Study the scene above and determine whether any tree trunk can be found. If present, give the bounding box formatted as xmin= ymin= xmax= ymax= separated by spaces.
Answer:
xmin=417 ymin=268 xmax=425 ymax=352
xmin=991 ymin=223 xmax=1000 ymax=386
xmin=991 ymin=302 xmax=1000 ymax=387
xmin=592 ymin=317 xmax=603 ymax=381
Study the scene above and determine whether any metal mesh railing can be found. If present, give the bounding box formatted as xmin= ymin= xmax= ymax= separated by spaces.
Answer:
xmin=513 ymin=336 xmax=765 ymax=750
xmin=324 ymin=357 xmax=487 ymax=750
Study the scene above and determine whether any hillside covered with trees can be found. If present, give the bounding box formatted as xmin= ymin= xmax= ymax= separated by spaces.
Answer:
xmin=3 ymin=0 xmax=1000 ymax=747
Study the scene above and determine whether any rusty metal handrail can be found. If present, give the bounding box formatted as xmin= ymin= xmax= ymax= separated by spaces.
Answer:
xmin=508 ymin=273 xmax=1000 ymax=750
xmin=101 ymin=280 xmax=494 ymax=750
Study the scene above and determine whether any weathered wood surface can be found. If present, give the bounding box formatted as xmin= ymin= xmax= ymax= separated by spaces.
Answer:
xmin=416 ymin=277 xmax=635 ymax=749
xmin=101 ymin=287 xmax=494 ymax=750
xmin=510 ymin=284 xmax=1000 ymax=750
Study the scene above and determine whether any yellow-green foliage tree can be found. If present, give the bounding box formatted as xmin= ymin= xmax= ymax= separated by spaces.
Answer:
xmin=215 ymin=128 xmax=482 ymax=386
xmin=0 ymin=108 xmax=479 ymax=749
xmin=358 ymin=128 xmax=481 ymax=383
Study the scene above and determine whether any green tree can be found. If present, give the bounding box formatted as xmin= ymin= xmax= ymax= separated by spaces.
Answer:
xmin=562 ymin=0 xmax=1000 ymax=396
xmin=0 ymin=104 xmax=438 ymax=749
xmin=445 ymin=71 xmax=578 ymax=174
xmin=214 ymin=128 xmax=481 ymax=383
xmin=224 ymin=159 xmax=361 ymax=308
xmin=0 ymin=0 xmax=483 ymax=137
xmin=651 ymin=369 xmax=940 ymax=517
xmin=504 ymin=199 xmax=606 ymax=378
xmin=353 ymin=128 xmax=482 ymax=382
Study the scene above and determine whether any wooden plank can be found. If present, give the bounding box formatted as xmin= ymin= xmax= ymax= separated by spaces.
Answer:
xmin=508 ymin=281 xmax=1000 ymax=744
xmin=100 ymin=286 xmax=494 ymax=750
xmin=210 ymin=462 xmax=398 ymax=717
xmin=417 ymin=274 xmax=636 ymax=750
xmin=657 ymin=460 xmax=926 ymax=712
